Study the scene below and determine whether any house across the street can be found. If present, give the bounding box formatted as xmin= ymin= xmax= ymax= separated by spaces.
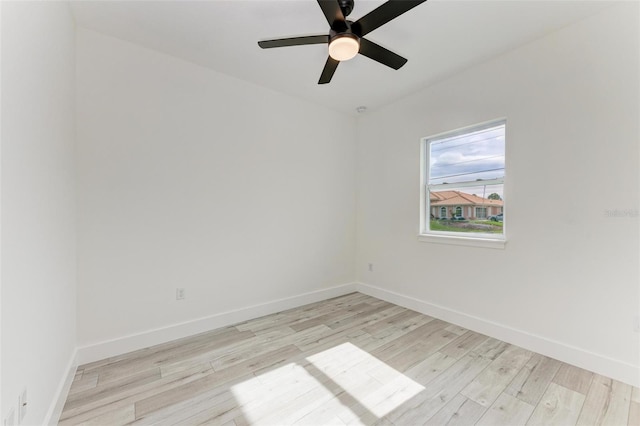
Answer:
xmin=430 ymin=190 xmax=503 ymax=219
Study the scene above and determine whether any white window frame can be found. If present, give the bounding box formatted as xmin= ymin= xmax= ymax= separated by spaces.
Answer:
xmin=419 ymin=119 xmax=506 ymax=249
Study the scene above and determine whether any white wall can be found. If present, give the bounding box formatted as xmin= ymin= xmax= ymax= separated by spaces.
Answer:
xmin=1 ymin=1 xmax=77 ymax=424
xmin=356 ymin=3 xmax=639 ymax=384
xmin=76 ymin=29 xmax=357 ymax=347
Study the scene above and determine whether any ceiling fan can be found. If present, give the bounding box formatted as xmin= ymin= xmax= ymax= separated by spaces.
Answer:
xmin=258 ymin=0 xmax=427 ymax=84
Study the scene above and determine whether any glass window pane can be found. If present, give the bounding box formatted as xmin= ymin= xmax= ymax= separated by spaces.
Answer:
xmin=428 ymin=184 xmax=504 ymax=235
xmin=429 ymin=124 xmax=505 ymax=185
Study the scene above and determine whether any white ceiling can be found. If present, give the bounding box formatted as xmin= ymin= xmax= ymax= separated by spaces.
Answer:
xmin=70 ymin=0 xmax=613 ymax=115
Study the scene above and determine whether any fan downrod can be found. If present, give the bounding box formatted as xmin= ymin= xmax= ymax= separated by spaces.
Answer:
xmin=338 ymin=0 xmax=354 ymax=17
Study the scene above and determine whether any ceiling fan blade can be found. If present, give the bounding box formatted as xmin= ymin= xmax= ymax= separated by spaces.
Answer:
xmin=258 ymin=35 xmax=328 ymax=49
xmin=358 ymin=38 xmax=407 ymax=70
xmin=317 ymin=0 xmax=345 ymax=29
xmin=318 ymin=56 xmax=339 ymax=84
xmin=353 ymin=0 xmax=427 ymax=37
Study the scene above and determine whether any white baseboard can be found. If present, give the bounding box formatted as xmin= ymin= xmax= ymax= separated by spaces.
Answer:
xmin=44 ymin=348 xmax=78 ymax=425
xmin=76 ymin=282 xmax=358 ymax=365
xmin=356 ymin=282 xmax=640 ymax=388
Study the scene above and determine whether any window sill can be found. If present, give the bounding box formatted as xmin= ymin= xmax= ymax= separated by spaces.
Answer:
xmin=417 ymin=233 xmax=506 ymax=249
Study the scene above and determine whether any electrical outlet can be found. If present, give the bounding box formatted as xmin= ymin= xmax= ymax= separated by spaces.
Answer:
xmin=368 ymin=263 xmax=373 ymax=272
xmin=18 ymin=388 xmax=27 ymax=424
xmin=4 ymin=407 xmax=15 ymax=426
xmin=634 ymin=315 xmax=640 ymax=333
xmin=176 ymin=288 xmax=185 ymax=300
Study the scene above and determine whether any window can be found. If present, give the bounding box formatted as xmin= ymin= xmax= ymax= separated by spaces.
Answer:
xmin=419 ymin=119 xmax=506 ymax=248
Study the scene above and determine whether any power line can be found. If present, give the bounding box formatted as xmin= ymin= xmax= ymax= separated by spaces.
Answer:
xmin=431 ymin=135 xmax=504 ymax=154
xmin=430 ymin=167 xmax=505 ymax=181
xmin=430 ymin=126 xmax=498 ymax=146
xmin=430 ymin=127 xmax=504 ymax=152
xmin=435 ymin=154 xmax=504 ymax=167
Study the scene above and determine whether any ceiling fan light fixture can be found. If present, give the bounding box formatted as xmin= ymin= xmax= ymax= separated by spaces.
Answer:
xmin=329 ymin=34 xmax=360 ymax=61
xmin=258 ymin=0 xmax=427 ymax=83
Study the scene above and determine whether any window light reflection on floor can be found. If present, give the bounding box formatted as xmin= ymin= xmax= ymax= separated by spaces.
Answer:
xmin=230 ymin=342 xmax=425 ymax=424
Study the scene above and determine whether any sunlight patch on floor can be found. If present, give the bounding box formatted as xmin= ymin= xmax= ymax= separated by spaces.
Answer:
xmin=230 ymin=342 xmax=425 ymax=424
xmin=231 ymin=362 xmax=339 ymax=424
xmin=306 ymin=342 xmax=425 ymax=418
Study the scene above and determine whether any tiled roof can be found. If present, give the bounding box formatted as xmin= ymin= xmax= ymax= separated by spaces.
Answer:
xmin=430 ymin=190 xmax=503 ymax=206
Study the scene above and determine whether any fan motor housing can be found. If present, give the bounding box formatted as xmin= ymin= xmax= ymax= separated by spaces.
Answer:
xmin=329 ymin=26 xmax=360 ymax=42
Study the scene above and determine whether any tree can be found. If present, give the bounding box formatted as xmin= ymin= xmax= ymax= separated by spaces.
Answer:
xmin=488 ymin=193 xmax=502 ymax=200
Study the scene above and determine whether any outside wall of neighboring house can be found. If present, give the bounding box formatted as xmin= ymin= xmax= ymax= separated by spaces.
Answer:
xmin=430 ymin=206 xmax=502 ymax=219
xmin=430 ymin=190 xmax=503 ymax=219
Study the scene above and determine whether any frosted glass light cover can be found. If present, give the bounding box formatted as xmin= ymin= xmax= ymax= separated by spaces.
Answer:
xmin=329 ymin=36 xmax=359 ymax=61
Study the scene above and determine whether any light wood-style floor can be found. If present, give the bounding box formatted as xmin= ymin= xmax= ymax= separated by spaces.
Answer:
xmin=60 ymin=293 xmax=639 ymax=425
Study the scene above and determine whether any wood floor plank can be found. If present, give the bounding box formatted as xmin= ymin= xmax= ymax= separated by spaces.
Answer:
xmin=386 ymin=351 xmax=493 ymax=424
xmin=73 ymin=369 xmax=84 ymax=382
xmin=370 ymin=417 xmax=394 ymax=426
xmin=294 ymin=324 xmax=369 ymax=354
xmin=344 ymin=373 xmax=424 ymax=420
xmin=505 ymin=353 xmax=563 ymax=406
xmin=246 ymin=344 xmax=386 ymax=424
xmin=404 ymin=351 xmax=459 ymax=386
xmin=371 ymin=319 xmax=449 ymax=361
xmin=74 ymin=404 xmax=136 ymax=425
xmin=630 ymin=387 xmax=640 ymax=425
xmin=101 ymin=331 xmax=255 ymax=384
xmin=178 ymin=362 xmax=327 ymax=425
xmin=553 ymin=363 xmax=594 ymax=395
xmin=358 ymin=315 xmax=434 ymax=350
xmin=288 ymin=303 xmax=401 ymax=351
xmin=131 ymin=383 xmax=237 ymax=425
xmin=325 ymin=302 xmax=396 ymax=330
xmin=328 ymin=305 xmax=409 ymax=341
xmin=526 ymin=382 xmax=586 ymax=425
xmin=291 ymin=393 xmax=351 ymax=426
xmin=471 ymin=337 xmax=510 ymax=361
xmin=234 ymin=292 xmax=368 ymax=333
xmin=79 ymin=325 xmax=242 ymax=373
xmin=445 ymin=324 xmax=469 ymax=336
xmin=164 ymin=361 xmax=333 ymax=425
xmin=289 ymin=302 xmax=373 ymax=332
xmin=300 ymin=304 xmax=426 ymax=357
xmin=576 ymin=374 xmax=632 ymax=426
xmin=439 ymin=330 xmax=488 ymax=360
xmin=425 ymin=393 xmax=486 ymax=425
xmin=629 ymin=400 xmax=640 ymax=426
xmin=209 ymin=327 xmax=296 ymax=371
xmin=460 ymin=345 xmax=532 ymax=407
xmin=134 ymin=344 xmax=301 ymax=419
xmin=255 ymin=377 xmax=349 ymax=425
xmin=59 ymin=363 xmax=215 ymax=424
xmin=257 ymin=365 xmax=378 ymax=425
xmin=379 ymin=329 xmax=458 ymax=374
xmin=361 ymin=309 xmax=427 ymax=336
xmin=68 ymin=370 xmax=99 ymax=395
xmin=63 ymin=367 xmax=161 ymax=412
xmin=59 ymin=293 xmax=634 ymax=426
xmin=476 ymin=393 xmax=535 ymax=426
